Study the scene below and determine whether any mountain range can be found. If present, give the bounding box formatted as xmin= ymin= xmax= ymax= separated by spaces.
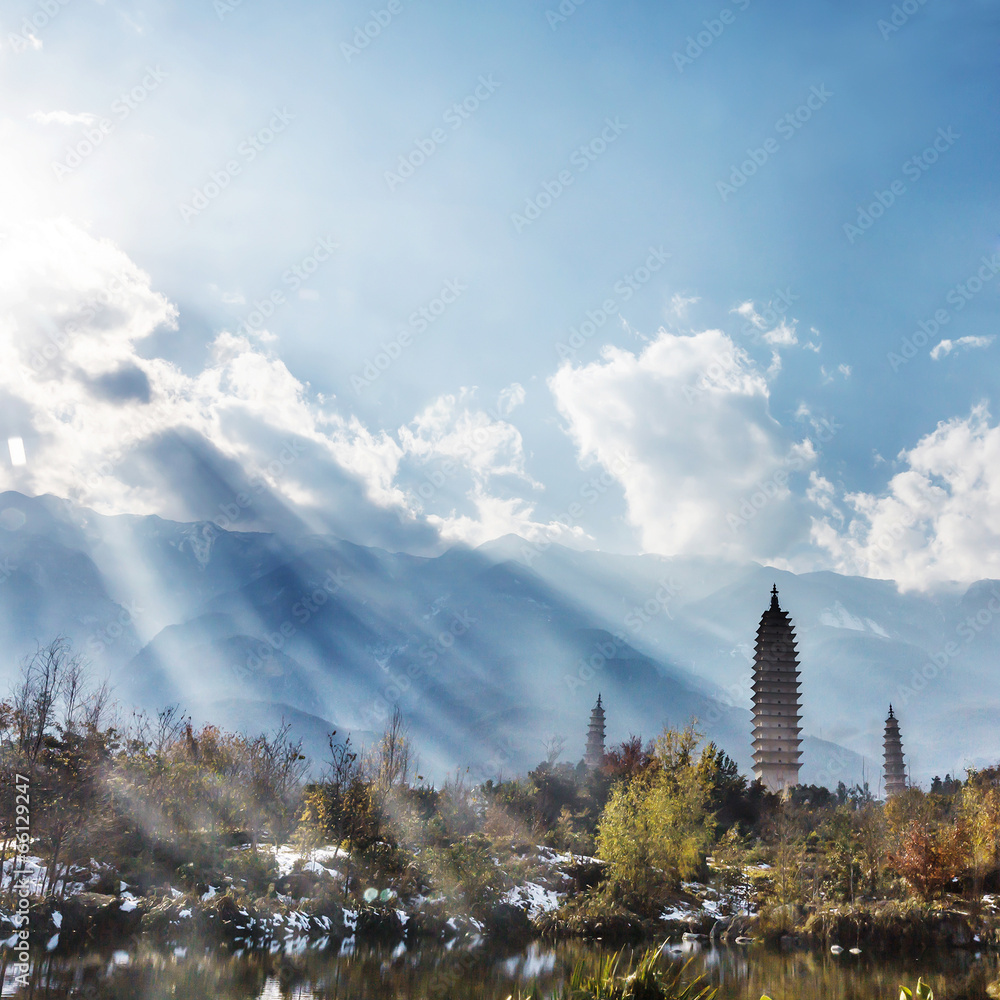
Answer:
xmin=0 ymin=490 xmax=996 ymax=789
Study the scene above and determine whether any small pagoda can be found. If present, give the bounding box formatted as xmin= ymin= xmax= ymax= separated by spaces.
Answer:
xmin=883 ymin=705 xmax=907 ymax=798
xmin=751 ymin=585 xmax=803 ymax=792
xmin=585 ymin=694 xmax=606 ymax=768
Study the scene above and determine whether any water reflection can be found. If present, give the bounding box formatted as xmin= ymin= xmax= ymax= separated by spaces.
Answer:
xmin=4 ymin=941 xmax=999 ymax=999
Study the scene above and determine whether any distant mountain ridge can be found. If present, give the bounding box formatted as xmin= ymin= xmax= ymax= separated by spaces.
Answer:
xmin=0 ymin=490 xmax=995 ymax=787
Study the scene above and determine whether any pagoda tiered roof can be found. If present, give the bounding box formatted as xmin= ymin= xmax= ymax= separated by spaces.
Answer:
xmin=751 ymin=585 xmax=803 ymax=791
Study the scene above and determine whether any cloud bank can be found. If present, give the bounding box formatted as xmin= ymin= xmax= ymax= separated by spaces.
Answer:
xmin=813 ymin=404 xmax=1000 ymax=590
xmin=5 ymin=218 xmax=1000 ymax=590
xmin=549 ymin=329 xmax=816 ymax=562
xmin=0 ymin=219 xmax=567 ymax=551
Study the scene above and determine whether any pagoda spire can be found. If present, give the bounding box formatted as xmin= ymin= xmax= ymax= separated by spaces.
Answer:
xmin=751 ymin=586 xmax=802 ymax=792
xmin=883 ymin=705 xmax=907 ymax=798
xmin=585 ymin=694 xmax=606 ymax=768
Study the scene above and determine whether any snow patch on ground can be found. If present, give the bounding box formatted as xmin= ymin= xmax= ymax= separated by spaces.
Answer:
xmin=866 ymin=618 xmax=890 ymax=638
xmin=270 ymin=844 xmax=345 ymax=877
xmin=2 ymin=856 xmax=47 ymax=895
xmin=542 ymin=848 xmax=602 ymax=866
xmin=505 ymin=882 xmax=562 ymax=919
xmin=820 ymin=602 xmax=867 ymax=632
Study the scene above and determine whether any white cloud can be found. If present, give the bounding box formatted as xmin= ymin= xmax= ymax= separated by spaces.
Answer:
xmin=734 ymin=300 xmax=798 ymax=346
xmin=763 ymin=321 xmax=797 ymax=346
xmin=0 ymin=218 xmax=557 ymax=551
xmin=930 ymin=335 xmax=994 ymax=360
xmin=498 ymin=382 xmax=526 ymax=415
xmin=398 ymin=389 xmax=537 ymax=486
xmin=820 ymin=363 xmax=851 ymax=384
xmin=806 ymin=471 xmax=839 ymax=518
xmin=395 ymin=388 xmax=582 ymax=547
xmin=0 ymin=217 xmax=405 ymax=522
xmin=30 ymin=111 xmax=99 ymax=126
xmin=549 ymin=329 xmax=815 ymax=560
xmin=813 ymin=403 xmax=1000 ymax=589
xmin=426 ymin=484 xmax=586 ymax=549
xmin=668 ymin=292 xmax=699 ymax=318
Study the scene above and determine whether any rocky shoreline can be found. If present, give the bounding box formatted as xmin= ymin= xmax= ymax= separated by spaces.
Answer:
xmin=4 ymin=846 xmax=1000 ymax=960
xmin=5 ymin=889 xmax=1000 ymax=959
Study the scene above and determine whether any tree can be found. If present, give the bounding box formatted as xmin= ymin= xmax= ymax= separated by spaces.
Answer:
xmin=697 ymin=742 xmax=762 ymax=833
xmin=367 ymin=706 xmax=413 ymax=793
xmin=3 ymin=640 xmax=115 ymax=897
xmin=242 ymin=723 xmax=309 ymax=847
xmin=760 ymin=799 xmax=806 ymax=905
xmin=541 ymin=734 xmax=566 ymax=766
xmin=890 ymin=822 xmax=967 ymax=898
xmin=602 ymin=735 xmax=656 ymax=782
xmin=596 ymin=723 xmax=715 ymax=912
xmin=302 ymin=731 xmax=362 ymax=856
xmin=959 ymin=772 xmax=1000 ymax=899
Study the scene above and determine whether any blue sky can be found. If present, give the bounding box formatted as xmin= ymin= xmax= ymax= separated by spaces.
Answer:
xmin=1 ymin=0 xmax=999 ymax=588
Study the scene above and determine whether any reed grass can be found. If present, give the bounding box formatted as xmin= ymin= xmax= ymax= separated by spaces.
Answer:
xmin=513 ymin=948 xmax=716 ymax=1000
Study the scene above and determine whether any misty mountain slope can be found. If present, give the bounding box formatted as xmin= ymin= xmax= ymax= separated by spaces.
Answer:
xmin=128 ymin=625 xmax=322 ymax=712
xmin=0 ymin=492 xmax=292 ymax=616
xmin=0 ymin=519 xmax=147 ymax=693
xmin=0 ymin=490 xmax=993 ymax=785
xmin=492 ymin=545 xmax=998 ymax=782
xmin=140 ymin=540 xmax=762 ymax=776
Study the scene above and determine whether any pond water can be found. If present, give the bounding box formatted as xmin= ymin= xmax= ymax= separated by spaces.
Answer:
xmin=4 ymin=940 xmax=1000 ymax=999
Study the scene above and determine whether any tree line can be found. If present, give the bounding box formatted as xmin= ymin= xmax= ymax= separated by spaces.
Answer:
xmin=0 ymin=637 xmax=998 ymax=927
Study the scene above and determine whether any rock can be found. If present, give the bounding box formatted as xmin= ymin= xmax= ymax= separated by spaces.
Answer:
xmin=213 ymin=893 xmax=256 ymax=944
xmin=91 ymin=869 xmax=120 ymax=896
xmin=710 ymin=917 xmax=732 ymax=941
xmin=140 ymin=897 xmax=188 ymax=938
xmin=563 ymin=859 xmax=606 ymax=894
xmin=355 ymin=906 xmax=404 ymax=944
xmin=405 ymin=901 xmax=451 ymax=941
xmin=275 ymin=871 xmax=322 ymax=899
xmin=720 ymin=915 xmax=754 ymax=944
xmin=57 ymin=892 xmax=142 ymax=949
xmin=484 ymin=902 xmax=532 ymax=940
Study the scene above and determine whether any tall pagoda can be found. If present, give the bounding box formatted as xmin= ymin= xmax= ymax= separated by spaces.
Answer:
xmin=585 ymin=694 xmax=606 ymax=768
xmin=751 ymin=585 xmax=803 ymax=792
xmin=883 ymin=705 xmax=907 ymax=798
